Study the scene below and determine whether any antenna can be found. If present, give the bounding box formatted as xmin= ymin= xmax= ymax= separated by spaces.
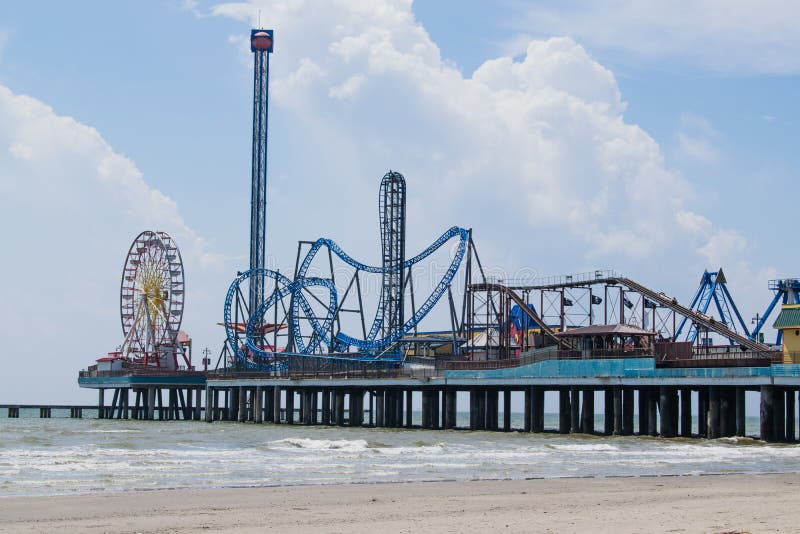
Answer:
xmin=258 ymin=9 xmax=262 ymax=28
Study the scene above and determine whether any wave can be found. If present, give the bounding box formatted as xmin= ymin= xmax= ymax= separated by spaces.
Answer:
xmin=269 ymin=438 xmax=372 ymax=452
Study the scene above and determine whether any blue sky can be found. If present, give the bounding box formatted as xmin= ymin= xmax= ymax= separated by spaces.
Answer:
xmin=0 ymin=0 xmax=797 ymax=402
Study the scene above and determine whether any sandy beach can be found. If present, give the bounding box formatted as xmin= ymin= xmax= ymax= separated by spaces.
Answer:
xmin=1 ymin=473 xmax=798 ymax=533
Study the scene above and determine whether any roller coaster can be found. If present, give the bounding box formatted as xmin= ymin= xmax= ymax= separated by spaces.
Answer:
xmin=223 ymin=171 xmax=481 ymax=370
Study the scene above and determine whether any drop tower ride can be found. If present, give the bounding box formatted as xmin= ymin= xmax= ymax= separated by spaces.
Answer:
xmin=249 ymin=29 xmax=274 ymax=317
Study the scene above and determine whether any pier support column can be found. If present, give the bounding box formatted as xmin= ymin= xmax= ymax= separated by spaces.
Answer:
xmin=468 ymin=389 xmax=476 ymax=430
xmin=760 ymin=385 xmax=775 ymax=442
xmin=122 ymin=389 xmax=130 ymax=420
xmin=205 ymin=387 xmax=212 ymax=422
xmin=486 ymin=390 xmax=498 ymax=431
xmin=582 ymin=389 xmax=595 ymax=434
xmin=708 ymin=386 xmax=721 ymax=439
xmin=347 ymin=391 xmax=355 ymax=426
xmin=622 ymin=388 xmax=634 ymax=436
xmin=147 ymin=387 xmax=156 ymax=421
xmin=570 ymin=387 xmax=580 ymax=433
xmin=503 ymin=390 xmax=512 ymax=431
xmin=604 ymin=389 xmax=614 ymax=435
xmin=659 ymin=387 xmax=677 ymax=438
xmin=735 ymin=387 xmax=746 ymax=437
xmin=420 ymin=390 xmax=430 ymax=428
xmin=254 ymin=387 xmax=263 ymax=424
xmin=786 ymin=389 xmax=795 ymax=442
xmin=321 ymin=389 xmax=331 ymax=425
xmin=351 ymin=389 xmax=364 ymax=426
xmin=524 ymin=388 xmax=532 ymax=432
xmin=698 ymin=388 xmax=708 ymax=437
xmin=263 ymin=387 xmax=273 ymax=423
xmin=405 ymin=390 xmax=413 ymax=428
xmin=272 ymin=387 xmax=282 ymax=424
xmin=431 ymin=390 xmax=441 ymax=430
xmin=648 ymin=389 xmax=658 ymax=436
xmin=445 ymin=389 xmax=457 ymax=429
xmin=638 ymin=389 xmax=648 ymax=434
xmin=98 ymin=388 xmax=105 ymax=419
xmin=238 ymin=387 xmax=247 ymax=423
xmin=532 ymin=387 xmax=544 ymax=433
xmin=312 ymin=391 xmax=318 ymax=424
xmin=613 ymin=387 xmax=623 ymax=435
xmin=335 ymin=390 xmax=345 ymax=426
xmin=286 ymin=389 xmax=295 ymax=424
xmin=375 ymin=390 xmax=385 ymax=427
xmin=301 ymin=390 xmax=311 ymax=425
xmin=720 ymin=388 xmax=733 ymax=437
xmin=559 ymin=389 xmax=571 ymax=434
xmin=774 ymin=388 xmax=786 ymax=442
xmin=395 ymin=390 xmax=403 ymax=428
xmin=473 ymin=389 xmax=487 ymax=430
xmin=193 ymin=388 xmax=201 ymax=421
xmin=680 ymin=389 xmax=692 ymax=437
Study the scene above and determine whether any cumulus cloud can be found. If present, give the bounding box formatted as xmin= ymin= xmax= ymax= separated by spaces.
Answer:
xmin=513 ymin=0 xmax=800 ymax=74
xmin=0 ymin=86 xmax=225 ymax=402
xmin=212 ymin=0 xmax=747 ymax=276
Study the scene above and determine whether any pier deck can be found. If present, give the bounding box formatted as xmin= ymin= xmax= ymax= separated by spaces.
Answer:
xmin=73 ymin=355 xmax=800 ymax=442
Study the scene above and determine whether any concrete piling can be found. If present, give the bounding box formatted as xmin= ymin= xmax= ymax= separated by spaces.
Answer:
xmin=570 ymin=387 xmax=580 ymax=433
xmin=680 ymin=389 xmax=692 ymax=437
xmin=559 ymin=389 xmax=571 ymax=434
xmin=774 ymin=387 xmax=786 ymax=442
xmin=531 ymin=387 xmax=544 ymax=433
xmin=735 ymin=387 xmax=746 ymax=437
xmin=760 ymin=385 xmax=775 ymax=442
xmin=503 ymin=390 xmax=512 ymax=431
xmin=622 ymin=388 xmax=634 ymax=435
xmin=637 ymin=388 xmax=648 ymax=434
xmin=708 ymin=386 xmax=721 ymax=439
xmin=582 ymin=389 xmax=595 ymax=434
xmin=786 ymin=389 xmax=795 ymax=441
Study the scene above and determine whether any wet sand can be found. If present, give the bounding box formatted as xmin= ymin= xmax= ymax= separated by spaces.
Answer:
xmin=1 ymin=474 xmax=798 ymax=533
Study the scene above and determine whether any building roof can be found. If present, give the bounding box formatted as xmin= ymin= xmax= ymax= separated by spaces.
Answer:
xmin=556 ymin=324 xmax=655 ymax=337
xmin=773 ymin=305 xmax=800 ymax=328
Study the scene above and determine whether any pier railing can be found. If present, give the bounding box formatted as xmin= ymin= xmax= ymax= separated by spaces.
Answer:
xmin=655 ymin=350 xmax=782 ymax=368
xmin=442 ymin=348 xmax=653 ymax=371
xmin=79 ymin=368 xmax=207 ymax=379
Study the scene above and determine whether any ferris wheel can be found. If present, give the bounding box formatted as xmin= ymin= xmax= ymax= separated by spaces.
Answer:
xmin=119 ymin=231 xmax=185 ymax=368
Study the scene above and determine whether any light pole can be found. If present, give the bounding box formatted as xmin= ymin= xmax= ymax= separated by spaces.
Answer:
xmin=751 ymin=313 xmax=762 ymax=343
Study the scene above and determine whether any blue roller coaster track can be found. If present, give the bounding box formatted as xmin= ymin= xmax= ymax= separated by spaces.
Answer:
xmin=223 ymin=227 xmax=470 ymax=367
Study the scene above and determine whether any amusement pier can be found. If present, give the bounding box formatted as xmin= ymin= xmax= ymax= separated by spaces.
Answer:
xmin=72 ymin=28 xmax=800 ymax=443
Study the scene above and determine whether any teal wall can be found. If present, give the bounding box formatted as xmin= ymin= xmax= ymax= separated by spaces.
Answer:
xmin=445 ymin=358 xmax=800 ymax=380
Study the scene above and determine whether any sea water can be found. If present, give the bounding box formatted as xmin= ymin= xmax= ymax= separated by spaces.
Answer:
xmin=1 ymin=412 xmax=799 ymax=497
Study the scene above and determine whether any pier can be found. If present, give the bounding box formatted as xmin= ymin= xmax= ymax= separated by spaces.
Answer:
xmin=75 ymin=352 xmax=800 ymax=443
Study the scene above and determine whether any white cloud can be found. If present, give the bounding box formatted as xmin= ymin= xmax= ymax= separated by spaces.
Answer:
xmin=212 ymin=0 xmax=749 ymax=273
xmin=515 ymin=1 xmax=800 ymax=74
xmin=675 ymin=113 xmax=721 ymax=164
xmin=329 ymin=73 xmax=366 ymax=100
xmin=0 ymin=86 xmax=225 ymax=402
xmin=676 ymin=133 xmax=719 ymax=164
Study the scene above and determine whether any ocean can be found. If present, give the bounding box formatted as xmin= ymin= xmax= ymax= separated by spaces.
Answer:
xmin=2 ymin=411 xmax=799 ymax=497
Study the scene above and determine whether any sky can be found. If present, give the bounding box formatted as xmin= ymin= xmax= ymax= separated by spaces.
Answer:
xmin=0 ymin=0 xmax=798 ymax=403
